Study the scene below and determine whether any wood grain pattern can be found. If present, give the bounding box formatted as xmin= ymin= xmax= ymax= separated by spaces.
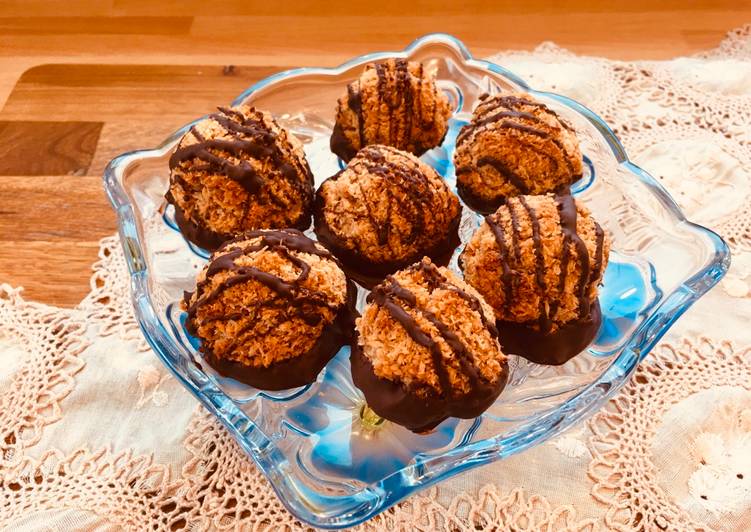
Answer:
xmin=0 ymin=3 xmax=745 ymax=306
xmin=0 ymin=121 xmax=102 ymax=175
xmin=0 ymin=16 xmax=193 ymax=35
xmin=0 ymin=176 xmax=116 ymax=306
xmin=2 ymin=65 xmax=278 ymax=121
xmin=0 ymin=175 xmax=114 ymax=240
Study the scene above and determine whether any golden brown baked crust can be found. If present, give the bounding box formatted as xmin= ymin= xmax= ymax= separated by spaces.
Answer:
xmin=315 ymin=145 xmax=461 ymax=269
xmin=330 ymin=59 xmax=451 ymax=161
xmin=183 ymin=230 xmax=348 ymax=369
xmin=454 ymin=93 xmax=582 ymax=212
xmin=166 ymin=105 xmax=314 ymax=250
xmin=357 ymin=258 xmax=506 ymax=396
xmin=459 ymin=193 xmax=610 ymax=332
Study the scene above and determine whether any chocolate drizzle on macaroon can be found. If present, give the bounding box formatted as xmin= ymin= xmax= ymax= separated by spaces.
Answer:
xmin=351 ymin=259 xmax=508 ymax=432
xmin=517 ymin=195 xmax=551 ymax=333
xmin=554 ymin=192 xmax=593 ymax=321
xmin=166 ymin=106 xmax=314 ymax=251
xmin=493 ymin=194 xmax=602 ymax=365
xmin=454 ymin=93 xmax=583 ymax=214
xmin=314 ymin=145 xmax=461 ymax=287
xmin=184 ymin=229 xmax=356 ymax=390
xmin=460 ymin=193 xmax=610 ymax=365
xmin=330 ymin=59 xmax=452 ymax=161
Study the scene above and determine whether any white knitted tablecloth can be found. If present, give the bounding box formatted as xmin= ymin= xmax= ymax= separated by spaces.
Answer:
xmin=2 ymin=25 xmax=751 ymax=531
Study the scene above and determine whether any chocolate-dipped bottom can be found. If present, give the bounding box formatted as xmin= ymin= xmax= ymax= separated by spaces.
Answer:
xmin=184 ymin=229 xmax=354 ymax=390
xmin=352 ymin=258 xmax=508 ymax=433
xmin=496 ymin=300 xmax=602 ymax=366
xmin=351 ymin=338 xmax=505 ymax=432
xmin=171 ymin=196 xmax=312 ymax=253
xmin=314 ymin=145 xmax=462 ymax=287
xmin=456 ymin=179 xmax=509 ymax=216
xmin=170 ymin=196 xmax=230 ymax=252
xmin=207 ymin=279 xmax=357 ymax=390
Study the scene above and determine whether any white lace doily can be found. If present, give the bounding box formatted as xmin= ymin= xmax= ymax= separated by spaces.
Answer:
xmin=2 ymin=26 xmax=751 ymax=531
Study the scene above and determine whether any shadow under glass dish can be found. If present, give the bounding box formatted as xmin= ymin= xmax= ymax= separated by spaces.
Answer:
xmin=103 ymin=34 xmax=729 ymax=528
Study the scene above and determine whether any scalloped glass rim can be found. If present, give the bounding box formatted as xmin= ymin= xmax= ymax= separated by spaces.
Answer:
xmin=102 ymin=33 xmax=730 ymax=528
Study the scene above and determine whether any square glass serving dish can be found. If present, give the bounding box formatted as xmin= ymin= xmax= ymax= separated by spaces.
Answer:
xmin=103 ymin=34 xmax=730 ymax=528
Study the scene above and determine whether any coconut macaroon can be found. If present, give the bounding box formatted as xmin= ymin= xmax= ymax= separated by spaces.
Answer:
xmin=454 ymin=92 xmax=583 ymax=213
xmin=351 ymin=257 xmax=509 ymax=432
xmin=314 ymin=145 xmax=462 ymax=284
xmin=183 ymin=229 xmax=355 ymax=390
xmin=330 ymin=59 xmax=452 ymax=161
xmin=459 ymin=193 xmax=610 ymax=365
xmin=166 ymin=105 xmax=314 ymax=251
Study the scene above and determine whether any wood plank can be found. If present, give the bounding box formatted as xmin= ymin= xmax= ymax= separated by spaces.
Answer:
xmin=0 ymin=175 xmax=116 ymax=306
xmin=88 ymin=119 xmax=192 ymax=177
xmin=0 ymin=16 xmax=192 ymax=35
xmin=3 ymin=0 xmax=743 ymax=18
xmin=186 ymin=12 xmax=743 ymax=59
xmin=0 ymin=63 xmax=277 ymax=306
xmin=0 ymin=11 xmax=747 ymax=61
xmin=0 ymin=240 xmax=106 ymax=306
xmin=0 ymin=1 xmax=112 ymax=17
xmin=0 ymin=175 xmax=114 ymax=241
xmin=0 ymin=121 xmax=102 ymax=175
xmin=1 ymin=65 xmax=277 ymax=121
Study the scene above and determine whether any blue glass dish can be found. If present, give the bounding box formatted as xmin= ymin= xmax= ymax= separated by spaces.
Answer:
xmin=103 ymin=34 xmax=730 ymax=528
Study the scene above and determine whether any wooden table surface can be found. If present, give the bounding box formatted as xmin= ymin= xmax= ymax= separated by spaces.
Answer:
xmin=0 ymin=2 xmax=748 ymax=307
